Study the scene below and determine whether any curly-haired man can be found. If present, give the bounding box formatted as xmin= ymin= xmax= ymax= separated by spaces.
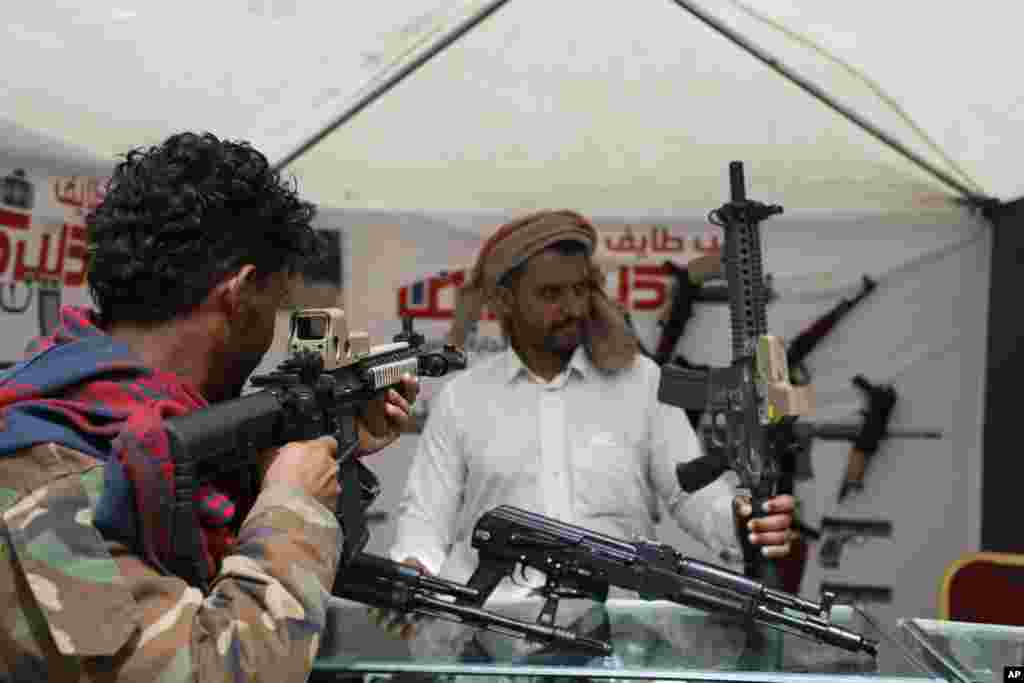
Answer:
xmin=0 ymin=132 xmax=418 ymax=682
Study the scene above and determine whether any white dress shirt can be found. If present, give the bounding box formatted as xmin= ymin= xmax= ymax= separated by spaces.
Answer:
xmin=390 ymin=346 xmax=743 ymax=657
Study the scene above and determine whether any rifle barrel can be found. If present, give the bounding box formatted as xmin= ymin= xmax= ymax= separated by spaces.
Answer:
xmin=414 ymin=593 xmax=613 ymax=655
xmin=795 ymin=422 xmax=943 ymax=441
xmin=884 ymin=429 xmax=943 ymax=439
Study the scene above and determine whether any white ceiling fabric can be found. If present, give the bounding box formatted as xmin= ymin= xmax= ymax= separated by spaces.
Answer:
xmin=3 ymin=0 xmax=1018 ymax=213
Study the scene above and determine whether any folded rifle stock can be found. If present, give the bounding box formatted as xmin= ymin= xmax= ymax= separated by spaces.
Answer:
xmin=335 ymin=553 xmax=611 ymax=655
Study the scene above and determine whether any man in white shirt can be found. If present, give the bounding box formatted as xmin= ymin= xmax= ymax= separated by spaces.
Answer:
xmin=380 ymin=210 xmax=795 ymax=660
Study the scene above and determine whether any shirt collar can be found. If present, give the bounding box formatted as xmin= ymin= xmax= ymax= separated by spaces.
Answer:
xmin=503 ymin=345 xmax=592 ymax=385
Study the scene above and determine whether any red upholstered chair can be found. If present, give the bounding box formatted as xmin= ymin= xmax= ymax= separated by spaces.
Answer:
xmin=938 ymin=552 xmax=1024 ymax=625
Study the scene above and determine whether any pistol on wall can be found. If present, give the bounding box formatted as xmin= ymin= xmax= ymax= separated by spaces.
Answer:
xmin=815 ymin=517 xmax=893 ymax=570
xmin=819 ymin=582 xmax=893 ymax=605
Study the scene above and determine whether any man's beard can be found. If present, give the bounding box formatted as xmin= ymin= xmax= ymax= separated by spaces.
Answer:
xmin=543 ymin=320 xmax=587 ymax=355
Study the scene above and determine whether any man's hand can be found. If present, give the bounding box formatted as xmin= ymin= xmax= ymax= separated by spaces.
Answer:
xmin=259 ymin=435 xmax=341 ymax=511
xmin=734 ymin=494 xmax=795 ymax=559
xmin=367 ymin=557 xmax=430 ymax=639
xmin=357 ymin=374 xmax=420 ymax=455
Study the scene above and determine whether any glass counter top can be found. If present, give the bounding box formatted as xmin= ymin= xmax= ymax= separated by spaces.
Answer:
xmin=313 ymin=599 xmax=940 ymax=682
xmin=899 ymin=618 xmax=1024 ymax=683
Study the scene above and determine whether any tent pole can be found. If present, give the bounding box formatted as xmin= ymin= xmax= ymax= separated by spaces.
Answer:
xmin=271 ymin=0 xmax=510 ymax=172
xmin=667 ymin=0 xmax=991 ymax=204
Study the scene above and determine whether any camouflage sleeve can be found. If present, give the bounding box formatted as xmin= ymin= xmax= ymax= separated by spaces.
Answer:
xmin=1 ymin=446 xmax=343 ymax=683
xmin=112 ymin=484 xmax=344 ymax=682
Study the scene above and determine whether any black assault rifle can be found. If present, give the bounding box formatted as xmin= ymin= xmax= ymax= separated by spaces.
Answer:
xmin=463 ymin=506 xmax=878 ymax=656
xmin=656 ymin=162 xmax=811 ymax=583
xmin=163 ymin=311 xmax=466 ymax=590
xmin=163 ymin=312 xmax=606 ymax=654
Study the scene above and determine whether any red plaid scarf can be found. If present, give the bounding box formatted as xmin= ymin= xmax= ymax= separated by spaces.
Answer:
xmin=1 ymin=306 xmax=238 ymax=577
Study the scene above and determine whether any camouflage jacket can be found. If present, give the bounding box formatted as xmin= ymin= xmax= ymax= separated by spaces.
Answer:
xmin=0 ymin=442 xmax=343 ymax=682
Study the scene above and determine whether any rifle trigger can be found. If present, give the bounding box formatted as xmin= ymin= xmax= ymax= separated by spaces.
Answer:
xmin=537 ymin=591 xmax=560 ymax=626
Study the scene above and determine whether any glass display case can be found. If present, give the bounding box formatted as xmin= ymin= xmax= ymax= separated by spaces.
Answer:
xmin=313 ymin=599 xmax=941 ymax=682
xmin=899 ymin=618 xmax=1024 ymax=683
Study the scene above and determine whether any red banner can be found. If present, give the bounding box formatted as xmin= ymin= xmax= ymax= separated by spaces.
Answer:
xmin=0 ymin=174 xmax=105 ymax=289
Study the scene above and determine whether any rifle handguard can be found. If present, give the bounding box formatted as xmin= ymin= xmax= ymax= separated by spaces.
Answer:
xmin=758 ymin=336 xmax=814 ymax=418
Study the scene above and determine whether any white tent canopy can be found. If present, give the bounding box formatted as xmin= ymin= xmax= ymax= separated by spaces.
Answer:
xmin=0 ymin=119 xmax=112 ymax=177
xmin=2 ymin=0 xmax=1019 ymax=213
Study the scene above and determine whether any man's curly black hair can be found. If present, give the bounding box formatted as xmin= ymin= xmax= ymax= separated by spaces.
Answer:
xmin=86 ymin=132 xmax=321 ymax=325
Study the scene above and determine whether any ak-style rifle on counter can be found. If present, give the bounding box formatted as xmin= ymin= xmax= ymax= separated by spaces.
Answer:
xmin=464 ymin=505 xmax=879 ymax=656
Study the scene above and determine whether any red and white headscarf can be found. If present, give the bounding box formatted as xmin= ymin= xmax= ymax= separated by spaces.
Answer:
xmin=462 ymin=209 xmax=638 ymax=373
